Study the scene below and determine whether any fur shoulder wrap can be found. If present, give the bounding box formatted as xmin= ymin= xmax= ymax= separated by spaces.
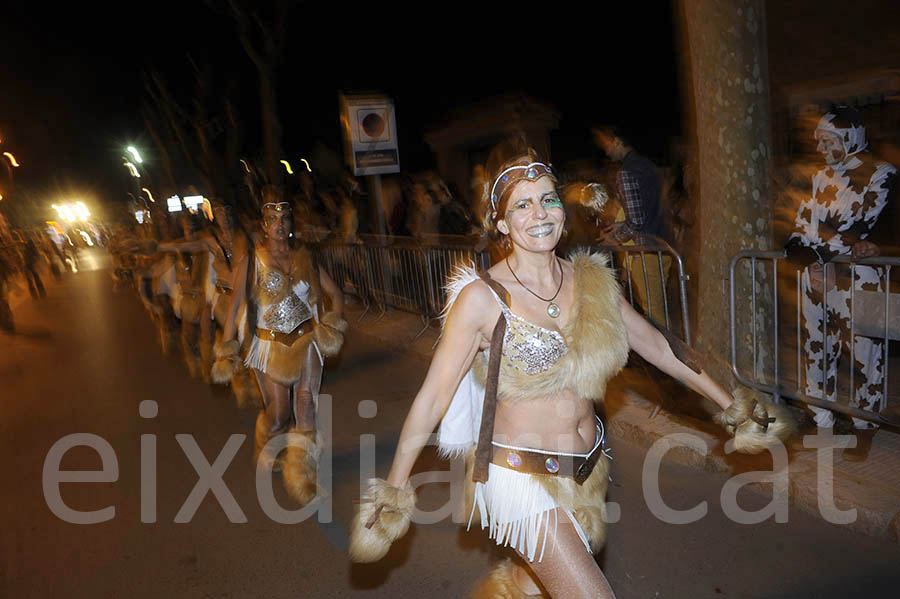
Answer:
xmin=444 ymin=251 xmax=629 ymax=403
xmin=437 ymin=252 xmax=628 ymax=457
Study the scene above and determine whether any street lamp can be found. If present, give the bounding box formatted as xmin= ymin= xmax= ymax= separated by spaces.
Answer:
xmin=126 ymin=146 xmax=143 ymax=164
xmin=123 ymin=161 xmax=141 ymax=178
xmin=2 ymin=151 xmax=17 ymax=196
xmin=3 ymin=152 xmax=20 ymax=167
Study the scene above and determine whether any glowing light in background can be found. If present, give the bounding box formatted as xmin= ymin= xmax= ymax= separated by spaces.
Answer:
xmin=79 ymin=230 xmax=94 ymax=247
xmin=299 ymin=158 xmax=312 ymax=172
xmin=124 ymin=161 xmax=140 ymax=177
xmin=135 ymin=210 xmax=146 ymax=224
xmin=183 ymin=195 xmax=205 ymax=213
xmin=3 ymin=152 xmax=20 ymax=167
xmin=200 ymin=198 xmax=213 ymax=220
xmin=74 ymin=201 xmax=90 ymax=221
xmin=240 ymin=159 xmax=251 ymax=173
xmin=167 ymin=195 xmax=183 ymax=212
xmin=280 ymin=160 xmax=294 ymax=175
xmin=52 ymin=202 xmax=91 ymax=222
xmin=141 ymin=187 xmax=155 ymax=202
xmin=126 ymin=146 xmax=143 ymax=164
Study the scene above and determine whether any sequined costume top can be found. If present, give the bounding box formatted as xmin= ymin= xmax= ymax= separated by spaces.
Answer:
xmin=251 ymin=245 xmax=318 ymax=334
xmin=486 ymin=290 xmax=568 ymax=375
xmin=442 ymin=252 xmax=629 ymax=404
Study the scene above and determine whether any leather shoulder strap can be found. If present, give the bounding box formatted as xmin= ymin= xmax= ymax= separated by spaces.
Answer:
xmin=472 ymin=270 xmax=509 ymax=483
xmin=478 ymin=270 xmax=511 ymax=307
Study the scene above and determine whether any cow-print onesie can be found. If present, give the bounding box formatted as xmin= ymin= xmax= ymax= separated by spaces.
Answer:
xmin=790 ymin=111 xmax=897 ymax=429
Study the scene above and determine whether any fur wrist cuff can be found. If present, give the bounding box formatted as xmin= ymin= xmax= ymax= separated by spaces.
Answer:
xmin=320 ymin=311 xmax=348 ymax=332
xmin=715 ymin=388 xmax=796 ymax=454
xmin=214 ymin=339 xmax=240 ymax=359
xmin=211 ymin=357 xmax=239 ymax=385
xmin=315 ymin=312 xmax=348 ymax=357
xmin=349 ymin=478 xmax=415 ymax=563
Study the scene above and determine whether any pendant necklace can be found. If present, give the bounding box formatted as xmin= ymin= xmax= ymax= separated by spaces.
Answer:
xmin=506 ymin=256 xmax=564 ymax=318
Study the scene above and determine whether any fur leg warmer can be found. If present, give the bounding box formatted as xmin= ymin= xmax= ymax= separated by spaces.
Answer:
xmin=715 ymin=387 xmax=797 ymax=454
xmin=253 ymin=412 xmax=284 ymax=473
xmin=211 ymin=339 xmax=241 ymax=384
xmin=470 ymin=560 xmax=546 ymax=599
xmin=156 ymin=307 xmax=180 ymax=357
xmin=200 ymin=335 xmax=214 ymax=384
xmin=349 ymin=478 xmax=416 ymax=563
xmin=230 ymin=366 xmax=262 ymax=410
xmin=314 ymin=311 xmax=348 ymax=357
xmin=282 ymin=428 xmax=321 ymax=506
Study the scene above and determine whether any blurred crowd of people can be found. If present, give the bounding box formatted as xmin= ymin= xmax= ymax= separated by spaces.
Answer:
xmin=0 ymin=225 xmax=88 ymax=333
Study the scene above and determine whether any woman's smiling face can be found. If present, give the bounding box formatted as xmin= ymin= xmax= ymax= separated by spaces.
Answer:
xmin=497 ymin=177 xmax=564 ymax=252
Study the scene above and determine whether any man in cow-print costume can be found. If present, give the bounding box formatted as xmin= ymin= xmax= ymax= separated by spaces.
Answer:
xmin=786 ymin=106 xmax=896 ymax=452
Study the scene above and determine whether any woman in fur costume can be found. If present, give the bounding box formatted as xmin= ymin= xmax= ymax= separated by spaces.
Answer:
xmin=129 ymin=202 xmax=261 ymax=408
xmin=214 ymin=191 xmax=346 ymax=505
xmin=350 ymin=146 xmax=793 ymax=598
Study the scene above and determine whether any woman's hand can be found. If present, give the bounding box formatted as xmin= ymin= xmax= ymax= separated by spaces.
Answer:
xmin=714 ymin=388 xmax=797 ymax=454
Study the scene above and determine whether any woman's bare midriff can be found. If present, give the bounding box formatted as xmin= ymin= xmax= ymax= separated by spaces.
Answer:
xmin=492 ymin=389 xmax=597 ymax=454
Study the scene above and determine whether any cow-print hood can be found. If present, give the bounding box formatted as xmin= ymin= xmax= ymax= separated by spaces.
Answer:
xmin=815 ymin=105 xmax=868 ymax=161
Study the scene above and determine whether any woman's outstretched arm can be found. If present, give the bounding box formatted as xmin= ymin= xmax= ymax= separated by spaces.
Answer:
xmin=620 ymin=297 xmax=732 ymax=410
xmin=385 ymin=281 xmax=496 ymax=488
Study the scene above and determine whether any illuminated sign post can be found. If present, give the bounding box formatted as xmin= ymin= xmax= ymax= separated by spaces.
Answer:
xmin=339 ymin=94 xmax=398 ymax=239
xmin=340 ymin=94 xmax=400 ymax=176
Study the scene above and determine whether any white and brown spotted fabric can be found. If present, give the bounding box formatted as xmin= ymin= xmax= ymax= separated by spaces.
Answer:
xmin=791 ymin=110 xmax=896 ymax=429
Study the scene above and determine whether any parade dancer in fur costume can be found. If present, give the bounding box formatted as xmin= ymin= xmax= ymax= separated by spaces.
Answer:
xmin=130 ymin=203 xmax=262 ymax=408
xmin=350 ymin=146 xmax=793 ymax=598
xmin=133 ymin=220 xmax=182 ymax=358
xmin=214 ymin=191 xmax=346 ymax=505
xmin=170 ymin=213 xmax=211 ymax=380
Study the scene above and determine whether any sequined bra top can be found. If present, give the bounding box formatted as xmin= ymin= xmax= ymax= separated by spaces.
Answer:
xmin=255 ymin=255 xmax=313 ymax=334
xmin=485 ymin=287 xmax=568 ymax=375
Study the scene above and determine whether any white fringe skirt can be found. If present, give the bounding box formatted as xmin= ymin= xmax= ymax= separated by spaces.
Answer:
xmin=469 ymin=423 xmax=610 ymax=563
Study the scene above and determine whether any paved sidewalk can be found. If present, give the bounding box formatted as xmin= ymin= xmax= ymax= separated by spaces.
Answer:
xmin=345 ymin=299 xmax=900 ymax=543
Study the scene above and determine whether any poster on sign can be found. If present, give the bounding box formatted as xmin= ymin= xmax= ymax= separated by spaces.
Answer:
xmin=339 ymin=94 xmax=400 ymax=176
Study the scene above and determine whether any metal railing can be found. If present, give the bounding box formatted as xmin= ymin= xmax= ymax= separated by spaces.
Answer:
xmin=593 ymin=236 xmax=692 ymax=345
xmin=729 ymin=250 xmax=898 ymax=424
xmin=316 ymin=234 xmax=692 ymax=346
xmin=316 ymin=234 xmax=489 ymax=338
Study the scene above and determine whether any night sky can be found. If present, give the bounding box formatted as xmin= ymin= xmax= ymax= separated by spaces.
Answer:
xmin=0 ymin=1 xmax=681 ymax=223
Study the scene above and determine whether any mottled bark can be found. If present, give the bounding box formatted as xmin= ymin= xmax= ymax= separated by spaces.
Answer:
xmin=676 ymin=0 xmax=775 ymax=384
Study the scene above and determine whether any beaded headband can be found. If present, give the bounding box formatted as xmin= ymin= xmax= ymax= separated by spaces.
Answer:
xmin=262 ymin=201 xmax=291 ymax=213
xmin=489 ymin=162 xmax=556 ymax=212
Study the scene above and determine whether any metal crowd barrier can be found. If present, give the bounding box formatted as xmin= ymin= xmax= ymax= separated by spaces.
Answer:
xmin=593 ymin=236 xmax=692 ymax=345
xmin=316 ymin=234 xmax=692 ymax=346
xmin=729 ymin=250 xmax=898 ymax=425
xmin=315 ymin=234 xmax=490 ymax=338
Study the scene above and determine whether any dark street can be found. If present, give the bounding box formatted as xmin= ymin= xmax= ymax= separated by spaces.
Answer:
xmin=2 ymin=253 xmax=899 ymax=598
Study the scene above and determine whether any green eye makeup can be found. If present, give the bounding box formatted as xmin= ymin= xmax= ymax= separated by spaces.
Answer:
xmin=542 ymin=197 xmax=563 ymax=209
